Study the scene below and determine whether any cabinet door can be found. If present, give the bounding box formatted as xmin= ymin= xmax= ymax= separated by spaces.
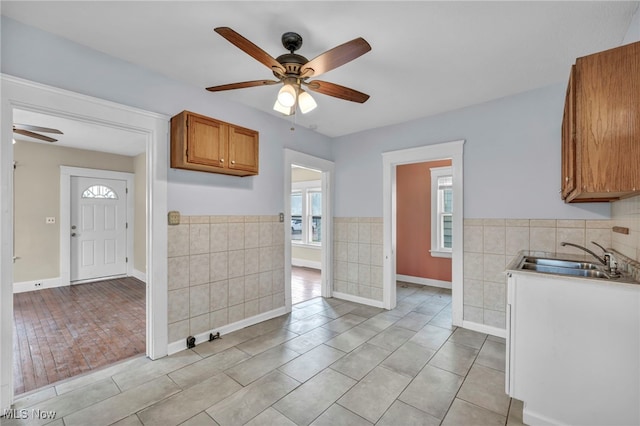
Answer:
xmin=228 ymin=125 xmax=259 ymax=174
xmin=561 ymin=66 xmax=576 ymax=200
xmin=576 ymin=42 xmax=640 ymax=197
xmin=186 ymin=114 xmax=227 ymax=168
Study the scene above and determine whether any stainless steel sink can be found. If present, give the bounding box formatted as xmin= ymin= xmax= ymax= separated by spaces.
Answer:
xmin=522 ymin=256 xmax=600 ymax=270
xmin=520 ymin=263 xmax=612 ymax=279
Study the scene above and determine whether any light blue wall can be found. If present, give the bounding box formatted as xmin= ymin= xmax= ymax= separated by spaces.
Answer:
xmin=1 ymin=17 xmax=333 ymax=215
xmin=331 ymin=83 xmax=611 ymax=219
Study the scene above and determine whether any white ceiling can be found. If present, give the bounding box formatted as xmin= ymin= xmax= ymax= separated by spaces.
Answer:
xmin=3 ymin=1 xmax=639 ymax=141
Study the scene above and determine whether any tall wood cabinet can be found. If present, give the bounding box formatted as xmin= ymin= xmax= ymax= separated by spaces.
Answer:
xmin=561 ymin=41 xmax=640 ymax=202
xmin=171 ymin=110 xmax=259 ymax=177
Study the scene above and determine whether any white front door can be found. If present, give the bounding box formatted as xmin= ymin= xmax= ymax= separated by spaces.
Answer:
xmin=70 ymin=176 xmax=128 ymax=283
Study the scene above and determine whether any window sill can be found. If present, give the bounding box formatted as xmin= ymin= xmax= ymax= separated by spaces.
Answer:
xmin=429 ymin=249 xmax=452 ymax=259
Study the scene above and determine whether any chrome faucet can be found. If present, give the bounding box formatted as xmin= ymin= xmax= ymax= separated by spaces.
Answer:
xmin=560 ymin=241 xmax=619 ymax=275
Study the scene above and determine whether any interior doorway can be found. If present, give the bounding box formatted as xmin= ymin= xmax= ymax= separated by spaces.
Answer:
xmin=1 ymin=75 xmax=169 ymax=409
xmin=283 ymin=149 xmax=334 ymax=312
xmin=290 ymin=165 xmax=323 ymax=305
xmin=382 ymin=140 xmax=464 ymax=325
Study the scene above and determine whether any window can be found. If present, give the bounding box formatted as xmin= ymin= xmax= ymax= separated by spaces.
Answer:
xmin=430 ymin=166 xmax=453 ymax=257
xmin=82 ymin=185 xmax=118 ymax=199
xmin=291 ymin=180 xmax=322 ymax=246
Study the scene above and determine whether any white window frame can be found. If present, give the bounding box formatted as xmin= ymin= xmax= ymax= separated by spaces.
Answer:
xmin=291 ymin=180 xmax=322 ymax=247
xmin=430 ymin=166 xmax=453 ymax=258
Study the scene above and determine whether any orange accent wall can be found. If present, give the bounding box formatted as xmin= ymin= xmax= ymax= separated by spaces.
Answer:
xmin=397 ymin=160 xmax=452 ymax=282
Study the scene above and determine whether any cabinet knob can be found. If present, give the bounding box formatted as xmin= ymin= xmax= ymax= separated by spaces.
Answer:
xmin=565 ymin=176 xmax=569 ymax=182
xmin=220 ymin=158 xmax=224 ymax=163
xmin=231 ymin=160 xmax=236 ymax=165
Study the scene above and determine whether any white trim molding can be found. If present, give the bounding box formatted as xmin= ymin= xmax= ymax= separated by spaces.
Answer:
xmin=332 ymin=292 xmax=385 ymax=308
xmin=0 ymin=74 xmax=168 ymax=410
xmin=382 ymin=140 xmax=464 ymax=326
xmin=396 ymin=274 xmax=452 ymax=290
xmin=13 ymin=277 xmax=63 ymax=294
xmin=167 ymin=306 xmax=288 ymax=355
xmin=462 ymin=320 xmax=506 ymax=339
xmin=291 ymin=258 xmax=322 ymax=269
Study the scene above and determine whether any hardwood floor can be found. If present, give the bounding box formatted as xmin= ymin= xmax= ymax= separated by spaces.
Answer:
xmin=12 ymin=277 xmax=146 ymax=395
xmin=291 ymin=266 xmax=321 ymax=305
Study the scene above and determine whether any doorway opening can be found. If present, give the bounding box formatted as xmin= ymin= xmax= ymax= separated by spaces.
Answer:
xmin=382 ymin=140 xmax=464 ymax=325
xmin=11 ymin=111 xmax=147 ymax=395
xmin=1 ymin=75 xmax=169 ymax=409
xmin=290 ymin=165 xmax=323 ymax=305
xmin=283 ymin=149 xmax=334 ymax=311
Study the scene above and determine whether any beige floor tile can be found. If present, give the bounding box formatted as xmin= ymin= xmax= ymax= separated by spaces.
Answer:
xmin=278 ymin=344 xmax=345 ymax=382
xmin=428 ymin=342 xmax=479 ymax=376
xmin=394 ymin=312 xmax=433 ymax=331
xmin=322 ymin=313 xmax=367 ymax=333
xmin=309 ymin=404 xmax=373 ymax=426
xmin=441 ymin=398 xmax=506 ymax=426
xmin=206 ymin=371 xmax=299 ymax=425
xmin=224 ymin=345 xmax=299 ymax=386
xmin=285 ymin=314 xmax=332 ymax=334
xmin=475 ymin=339 xmax=506 ymax=372
xmin=283 ymin=327 xmax=339 ymax=354
xmin=399 ymin=365 xmax=463 ymax=419
xmin=244 ymin=408 xmax=297 ymax=426
xmin=381 ymin=341 xmax=436 ymax=378
xmin=410 ymin=324 xmax=454 ymax=350
xmin=179 ymin=412 xmax=219 ymax=426
xmin=63 ymin=376 xmax=181 ymax=426
xmin=235 ymin=328 xmax=299 ymax=356
xmin=367 ymin=326 xmax=416 ymax=352
xmin=168 ymin=347 xmax=249 ymax=389
xmin=274 ymin=369 xmax=356 ymax=425
xmin=457 ymin=364 xmax=510 ymax=416
xmin=110 ymin=415 xmax=143 ymax=426
xmin=11 ymin=386 xmax=58 ymax=410
xmin=448 ymin=327 xmax=488 ymax=349
xmin=54 ymin=356 xmax=150 ymax=395
xmin=377 ymin=400 xmax=440 ymax=426
xmin=137 ymin=372 xmax=241 ymax=425
xmin=111 ymin=350 xmax=202 ymax=391
xmin=507 ymin=398 xmax=525 ymax=425
xmin=330 ymin=343 xmax=391 ymax=381
xmin=324 ymin=325 xmax=378 ymax=353
xmin=337 ymin=366 xmax=411 ymax=423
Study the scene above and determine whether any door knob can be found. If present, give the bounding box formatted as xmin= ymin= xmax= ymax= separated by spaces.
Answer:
xmin=71 ymin=225 xmax=77 ymax=230
xmin=71 ymin=233 xmax=77 ymax=237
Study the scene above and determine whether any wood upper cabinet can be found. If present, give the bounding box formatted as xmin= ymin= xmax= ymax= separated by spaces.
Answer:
xmin=562 ymin=41 xmax=640 ymax=202
xmin=171 ymin=110 xmax=259 ymax=177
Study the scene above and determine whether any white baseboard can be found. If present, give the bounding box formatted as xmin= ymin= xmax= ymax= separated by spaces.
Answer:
xmin=461 ymin=320 xmax=506 ymax=338
xmin=291 ymin=258 xmax=321 ymax=269
xmin=167 ymin=306 xmax=289 ymax=355
xmin=332 ymin=291 xmax=385 ymax=308
xmin=396 ymin=274 xmax=452 ymax=290
xmin=13 ymin=277 xmax=65 ymax=293
xmin=132 ymin=269 xmax=146 ymax=283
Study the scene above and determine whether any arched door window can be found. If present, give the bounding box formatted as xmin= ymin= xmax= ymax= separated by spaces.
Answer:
xmin=82 ymin=185 xmax=118 ymax=199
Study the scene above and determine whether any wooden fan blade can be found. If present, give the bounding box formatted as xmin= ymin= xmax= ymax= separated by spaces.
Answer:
xmin=300 ymin=37 xmax=371 ymax=78
xmin=13 ymin=129 xmax=58 ymax=142
xmin=206 ymin=80 xmax=280 ymax=92
xmin=306 ymin=80 xmax=370 ymax=103
xmin=13 ymin=123 xmax=63 ymax=134
xmin=214 ymin=27 xmax=286 ymax=75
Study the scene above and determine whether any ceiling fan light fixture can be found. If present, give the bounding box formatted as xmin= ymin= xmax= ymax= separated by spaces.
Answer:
xmin=277 ymin=84 xmax=297 ymax=107
xmin=273 ymin=99 xmax=294 ymax=116
xmin=298 ymin=90 xmax=317 ymax=114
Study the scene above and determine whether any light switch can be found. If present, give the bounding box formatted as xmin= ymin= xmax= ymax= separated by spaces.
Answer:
xmin=168 ymin=211 xmax=181 ymax=225
xmin=46 ymin=217 xmax=56 ymax=224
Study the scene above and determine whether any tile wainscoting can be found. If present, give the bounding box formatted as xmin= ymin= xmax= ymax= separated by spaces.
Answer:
xmin=333 ymin=217 xmax=384 ymax=302
xmin=167 ymin=215 xmax=286 ymax=350
xmin=463 ymin=218 xmax=612 ymax=328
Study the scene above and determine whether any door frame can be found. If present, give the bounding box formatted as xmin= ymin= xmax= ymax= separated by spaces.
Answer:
xmin=1 ymin=74 xmax=169 ymax=409
xmin=284 ymin=149 xmax=334 ymax=310
xmin=61 ymin=167 xmax=135 ymax=285
xmin=382 ymin=140 xmax=464 ymax=325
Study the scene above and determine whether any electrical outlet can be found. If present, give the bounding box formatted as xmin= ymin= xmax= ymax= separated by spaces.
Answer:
xmin=46 ymin=217 xmax=56 ymax=224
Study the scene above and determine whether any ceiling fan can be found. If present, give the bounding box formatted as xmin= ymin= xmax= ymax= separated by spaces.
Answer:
xmin=13 ymin=123 xmax=63 ymax=143
xmin=206 ymin=27 xmax=371 ymax=115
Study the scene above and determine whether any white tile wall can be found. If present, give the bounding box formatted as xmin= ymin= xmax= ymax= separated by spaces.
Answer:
xmin=167 ymin=215 xmax=285 ymax=343
xmin=334 ymin=217 xmax=384 ymax=302
xmin=463 ymin=218 xmax=611 ymax=329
